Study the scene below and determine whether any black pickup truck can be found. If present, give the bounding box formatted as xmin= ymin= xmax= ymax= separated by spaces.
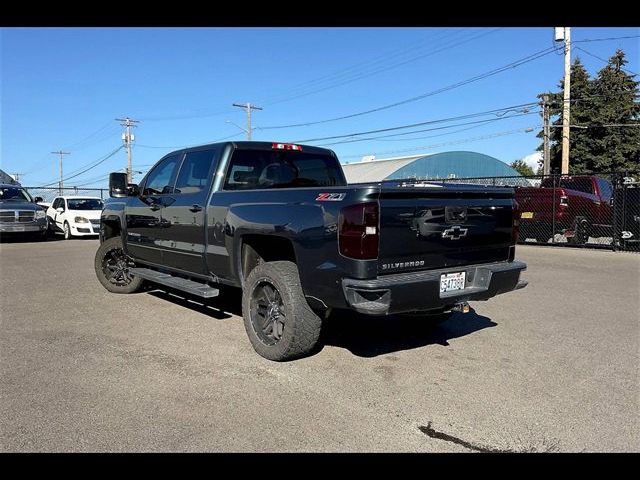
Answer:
xmin=95 ymin=141 xmax=527 ymax=361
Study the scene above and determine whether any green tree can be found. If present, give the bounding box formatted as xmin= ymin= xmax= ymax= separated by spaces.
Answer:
xmin=510 ymin=159 xmax=535 ymax=176
xmin=537 ymin=51 xmax=639 ymax=175
xmin=537 ymin=58 xmax=594 ymax=174
xmin=588 ymin=50 xmax=640 ymax=173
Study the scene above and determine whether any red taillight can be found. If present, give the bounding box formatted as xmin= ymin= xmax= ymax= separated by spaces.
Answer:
xmin=339 ymin=202 xmax=379 ymax=260
xmin=272 ymin=143 xmax=302 ymax=151
xmin=512 ymin=199 xmax=520 ymax=244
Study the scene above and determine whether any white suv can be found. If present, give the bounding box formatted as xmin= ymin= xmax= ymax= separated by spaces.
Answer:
xmin=46 ymin=196 xmax=104 ymax=239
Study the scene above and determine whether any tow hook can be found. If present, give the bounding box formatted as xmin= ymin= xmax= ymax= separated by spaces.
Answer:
xmin=451 ymin=302 xmax=470 ymax=314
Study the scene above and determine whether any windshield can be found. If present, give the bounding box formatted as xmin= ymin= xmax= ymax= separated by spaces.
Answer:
xmin=67 ymin=199 xmax=104 ymax=210
xmin=0 ymin=186 xmax=33 ymax=202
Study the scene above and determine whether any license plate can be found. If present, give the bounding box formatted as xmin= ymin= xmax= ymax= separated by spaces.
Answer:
xmin=440 ymin=272 xmax=466 ymax=294
xmin=13 ymin=226 xmax=25 ymax=232
xmin=521 ymin=212 xmax=534 ymax=219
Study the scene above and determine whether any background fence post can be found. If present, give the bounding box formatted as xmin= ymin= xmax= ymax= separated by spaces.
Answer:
xmin=551 ymin=174 xmax=557 ymax=244
xmin=612 ymin=172 xmax=619 ymax=252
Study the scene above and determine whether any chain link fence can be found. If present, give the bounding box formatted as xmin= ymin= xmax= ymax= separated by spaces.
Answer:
xmin=396 ymin=172 xmax=639 ymax=252
xmin=22 ymin=174 xmax=640 ymax=253
xmin=23 ymin=187 xmax=107 ymax=206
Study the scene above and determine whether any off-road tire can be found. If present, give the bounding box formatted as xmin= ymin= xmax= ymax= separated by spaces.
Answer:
xmin=242 ymin=261 xmax=322 ymax=361
xmin=94 ymin=236 xmax=144 ymax=294
xmin=568 ymin=217 xmax=589 ymax=245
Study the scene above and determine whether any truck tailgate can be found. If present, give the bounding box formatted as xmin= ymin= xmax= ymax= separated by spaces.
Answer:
xmin=377 ymin=185 xmax=514 ymax=273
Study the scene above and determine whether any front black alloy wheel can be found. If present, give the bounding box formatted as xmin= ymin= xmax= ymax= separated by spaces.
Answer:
xmin=102 ymin=246 xmax=135 ymax=287
xmin=94 ymin=236 xmax=144 ymax=294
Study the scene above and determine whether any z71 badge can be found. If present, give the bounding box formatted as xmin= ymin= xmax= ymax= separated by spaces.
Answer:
xmin=316 ymin=193 xmax=346 ymax=201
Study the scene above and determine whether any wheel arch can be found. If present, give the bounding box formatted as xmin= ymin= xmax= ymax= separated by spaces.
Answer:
xmin=239 ymin=234 xmax=297 ymax=284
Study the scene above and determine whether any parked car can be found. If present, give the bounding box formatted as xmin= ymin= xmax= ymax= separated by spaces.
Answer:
xmin=46 ymin=196 xmax=103 ymax=239
xmin=0 ymin=184 xmax=48 ymax=240
xmin=515 ymin=175 xmax=613 ymax=244
xmin=94 ymin=141 xmax=527 ymax=361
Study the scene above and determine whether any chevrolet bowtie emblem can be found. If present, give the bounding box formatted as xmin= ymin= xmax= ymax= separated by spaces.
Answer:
xmin=442 ymin=225 xmax=468 ymax=240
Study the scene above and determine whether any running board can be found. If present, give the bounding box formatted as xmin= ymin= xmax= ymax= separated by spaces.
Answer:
xmin=130 ymin=268 xmax=219 ymax=298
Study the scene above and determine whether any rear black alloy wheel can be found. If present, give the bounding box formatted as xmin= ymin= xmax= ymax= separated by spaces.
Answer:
xmin=94 ymin=236 xmax=144 ymax=294
xmin=250 ymin=281 xmax=286 ymax=346
xmin=568 ymin=217 xmax=589 ymax=245
xmin=242 ymin=261 xmax=322 ymax=361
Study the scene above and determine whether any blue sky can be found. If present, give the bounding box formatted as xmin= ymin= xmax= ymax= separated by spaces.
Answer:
xmin=1 ymin=27 xmax=638 ymax=187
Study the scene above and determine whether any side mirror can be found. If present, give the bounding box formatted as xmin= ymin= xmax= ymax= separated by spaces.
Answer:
xmin=34 ymin=196 xmax=44 ymax=203
xmin=56 ymin=207 xmax=64 ymax=213
xmin=109 ymin=172 xmax=129 ymax=198
xmin=128 ymin=183 xmax=140 ymax=196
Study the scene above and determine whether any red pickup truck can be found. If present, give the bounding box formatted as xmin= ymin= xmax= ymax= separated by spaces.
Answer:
xmin=515 ymin=175 xmax=613 ymax=244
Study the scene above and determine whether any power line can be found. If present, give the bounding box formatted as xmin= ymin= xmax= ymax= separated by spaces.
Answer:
xmin=360 ymin=120 xmax=499 ymax=143
xmin=138 ymin=30 xmax=481 ymax=120
xmin=340 ymin=126 xmax=540 ymax=160
xmin=320 ymin=111 xmax=540 ymax=146
xmin=256 ymin=28 xmax=462 ymax=105
xmin=37 ymin=146 xmax=124 ymax=187
xmin=289 ymin=102 xmax=540 ymax=143
xmin=574 ymin=46 xmax=638 ymax=76
xmin=139 ymin=107 xmax=233 ymax=122
xmin=20 ymin=124 xmax=119 ymax=176
xmin=292 ymin=92 xmax=631 ymax=145
xmin=259 ymin=28 xmax=501 ymax=107
xmin=134 ymin=131 xmax=245 ymax=151
xmin=258 ymin=45 xmax=561 ymax=130
xmin=62 ymin=122 xmax=120 ymax=151
xmin=572 ymin=35 xmax=640 ymax=44
xmin=549 ymin=123 xmax=640 ymax=128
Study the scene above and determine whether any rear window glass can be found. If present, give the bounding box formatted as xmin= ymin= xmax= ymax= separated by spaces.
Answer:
xmin=541 ymin=177 xmax=594 ymax=194
xmin=223 ymin=149 xmax=345 ymax=190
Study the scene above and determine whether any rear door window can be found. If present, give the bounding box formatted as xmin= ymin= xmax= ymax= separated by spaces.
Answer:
xmin=174 ymin=149 xmax=218 ymax=195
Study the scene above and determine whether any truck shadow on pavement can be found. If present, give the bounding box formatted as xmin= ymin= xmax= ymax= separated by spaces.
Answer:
xmin=143 ymin=287 xmax=496 ymax=358
xmin=320 ymin=309 xmax=497 ymax=358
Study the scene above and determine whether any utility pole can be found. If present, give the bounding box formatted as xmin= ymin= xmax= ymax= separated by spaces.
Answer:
xmin=560 ymin=27 xmax=571 ymax=175
xmin=232 ymin=103 xmax=263 ymax=140
xmin=116 ymin=117 xmax=140 ymax=183
xmin=542 ymin=94 xmax=551 ymax=176
xmin=51 ymin=150 xmax=70 ymax=195
xmin=10 ymin=173 xmax=24 ymax=183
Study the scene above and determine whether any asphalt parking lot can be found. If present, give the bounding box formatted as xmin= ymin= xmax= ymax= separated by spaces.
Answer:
xmin=1 ymin=237 xmax=638 ymax=452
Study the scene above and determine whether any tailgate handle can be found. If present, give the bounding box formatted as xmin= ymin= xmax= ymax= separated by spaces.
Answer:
xmin=445 ymin=206 xmax=467 ymax=223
